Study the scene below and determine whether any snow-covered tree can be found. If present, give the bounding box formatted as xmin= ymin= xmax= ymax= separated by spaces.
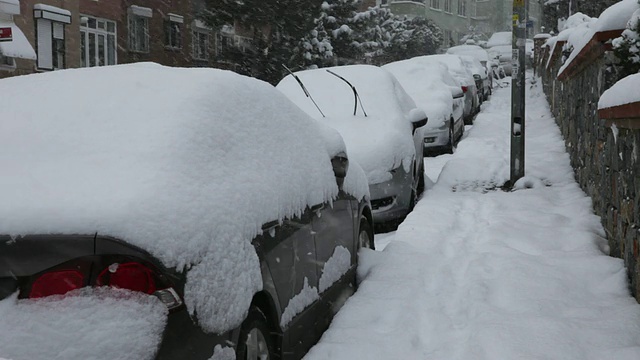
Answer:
xmin=613 ymin=4 xmax=640 ymax=76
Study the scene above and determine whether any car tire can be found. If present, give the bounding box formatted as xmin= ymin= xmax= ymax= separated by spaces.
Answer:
xmin=236 ymin=307 xmax=276 ymax=360
xmin=417 ymin=168 xmax=425 ymax=196
xmin=446 ymin=122 xmax=455 ymax=154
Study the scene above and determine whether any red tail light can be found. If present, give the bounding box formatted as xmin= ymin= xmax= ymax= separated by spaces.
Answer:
xmin=461 ymin=86 xmax=468 ymax=93
xmin=96 ymin=262 xmax=157 ymax=294
xmin=29 ymin=270 xmax=84 ymax=298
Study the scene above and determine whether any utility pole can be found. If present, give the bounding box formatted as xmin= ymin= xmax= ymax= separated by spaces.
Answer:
xmin=510 ymin=0 xmax=526 ymax=184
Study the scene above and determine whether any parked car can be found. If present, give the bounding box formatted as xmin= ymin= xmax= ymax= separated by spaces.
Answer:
xmin=0 ymin=63 xmax=374 ymax=360
xmin=277 ymin=65 xmax=427 ymax=227
xmin=459 ymin=55 xmax=491 ymax=103
xmin=383 ymin=58 xmax=465 ymax=154
xmin=447 ymin=44 xmax=493 ymax=97
xmin=420 ymin=54 xmax=480 ymax=124
xmin=487 ymin=32 xmax=513 ymax=76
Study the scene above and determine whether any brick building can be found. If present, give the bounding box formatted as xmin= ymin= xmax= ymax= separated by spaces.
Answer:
xmin=0 ymin=0 xmax=219 ymax=78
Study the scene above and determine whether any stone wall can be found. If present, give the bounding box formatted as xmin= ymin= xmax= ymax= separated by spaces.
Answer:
xmin=538 ymin=33 xmax=640 ymax=301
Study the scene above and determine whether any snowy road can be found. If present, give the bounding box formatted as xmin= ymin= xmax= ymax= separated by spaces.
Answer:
xmin=304 ymin=77 xmax=640 ymax=359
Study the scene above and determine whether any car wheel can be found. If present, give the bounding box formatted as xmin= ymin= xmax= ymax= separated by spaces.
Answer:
xmin=417 ymin=168 xmax=425 ymax=196
xmin=236 ymin=307 xmax=275 ymax=360
xmin=446 ymin=122 xmax=455 ymax=154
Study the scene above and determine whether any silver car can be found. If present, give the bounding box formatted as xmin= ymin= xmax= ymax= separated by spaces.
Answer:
xmin=278 ymin=65 xmax=427 ymax=226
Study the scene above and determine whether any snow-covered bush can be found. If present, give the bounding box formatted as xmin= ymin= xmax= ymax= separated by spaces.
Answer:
xmin=613 ymin=3 xmax=640 ymax=76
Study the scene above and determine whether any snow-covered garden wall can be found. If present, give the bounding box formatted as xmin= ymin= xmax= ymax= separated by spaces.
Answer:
xmin=537 ymin=0 xmax=640 ymax=302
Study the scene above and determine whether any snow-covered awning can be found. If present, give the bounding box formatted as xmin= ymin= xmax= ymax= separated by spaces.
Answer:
xmin=129 ymin=5 xmax=152 ymax=18
xmin=33 ymin=3 xmax=72 ymax=24
xmin=0 ymin=20 xmax=36 ymax=60
xmin=0 ymin=0 xmax=20 ymax=15
xmin=167 ymin=13 xmax=183 ymax=24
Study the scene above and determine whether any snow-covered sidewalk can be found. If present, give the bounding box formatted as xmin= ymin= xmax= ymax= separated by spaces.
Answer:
xmin=305 ymin=77 xmax=640 ymax=360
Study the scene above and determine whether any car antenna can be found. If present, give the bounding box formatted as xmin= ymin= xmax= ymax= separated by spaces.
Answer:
xmin=281 ymin=64 xmax=325 ymax=118
xmin=325 ymin=69 xmax=368 ymax=117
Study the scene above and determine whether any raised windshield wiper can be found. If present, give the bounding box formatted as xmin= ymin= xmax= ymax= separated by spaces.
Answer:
xmin=282 ymin=64 xmax=325 ymax=118
xmin=325 ymin=70 xmax=368 ymax=117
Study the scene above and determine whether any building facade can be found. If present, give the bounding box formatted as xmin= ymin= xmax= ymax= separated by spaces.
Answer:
xmin=0 ymin=0 xmax=240 ymax=78
xmin=377 ymin=0 xmax=543 ymax=48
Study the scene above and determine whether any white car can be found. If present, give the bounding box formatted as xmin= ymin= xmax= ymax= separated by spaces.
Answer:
xmin=487 ymin=32 xmax=513 ymax=76
xmin=418 ymin=54 xmax=480 ymax=124
xmin=278 ymin=65 xmax=428 ymax=227
xmin=459 ymin=55 xmax=491 ymax=103
xmin=383 ymin=58 xmax=465 ymax=154
xmin=447 ymin=44 xmax=494 ymax=96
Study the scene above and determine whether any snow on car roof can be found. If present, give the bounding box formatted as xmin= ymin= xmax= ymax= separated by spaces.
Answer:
xmin=487 ymin=32 xmax=512 ymax=47
xmin=383 ymin=59 xmax=456 ymax=129
xmin=277 ymin=65 xmax=418 ymax=184
xmin=0 ymin=62 xmax=363 ymax=333
xmin=415 ymin=54 xmax=475 ymax=85
xmin=446 ymin=45 xmax=489 ymax=62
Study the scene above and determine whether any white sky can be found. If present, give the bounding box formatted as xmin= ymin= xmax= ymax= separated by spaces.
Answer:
xmin=303 ymin=74 xmax=640 ymax=360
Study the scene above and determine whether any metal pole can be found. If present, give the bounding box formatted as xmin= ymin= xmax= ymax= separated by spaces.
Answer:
xmin=510 ymin=0 xmax=526 ymax=184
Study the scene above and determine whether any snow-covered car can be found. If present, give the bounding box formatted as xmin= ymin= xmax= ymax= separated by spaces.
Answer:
xmin=447 ymin=45 xmax=493 ymax=99
xmin=419 ymin=54 xmax=480 ymax=124
xmin=459 ymin=55 xmax=491 ymax=103
xmin=383 ymin=58 xmax=465 ymax=154
xmin=277 ymin=65 xmax=427 ymax=226
xmin=487 ymin=32 xmax=513 ymax=76
xmin=0 ymin=63 xmax=373 ymax=360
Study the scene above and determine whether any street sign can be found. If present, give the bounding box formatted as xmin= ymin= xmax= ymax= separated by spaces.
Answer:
xmin=0 ymin=27 xmax=12 ymax=42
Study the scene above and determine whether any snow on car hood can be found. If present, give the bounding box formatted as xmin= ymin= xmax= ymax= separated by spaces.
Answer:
xmin=0 ymin=63 xmax=367 ymax=334
xmin=446 ymin=44 xmax=489 ymax=63
xmin=277 ymin=65 xmax=417 ymax=183
xmin=383 ymin=59 xmax=457 ymax=130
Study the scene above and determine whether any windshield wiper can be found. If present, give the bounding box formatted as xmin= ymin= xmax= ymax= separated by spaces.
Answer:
xmin=282 ymin=64 xmax=325 ymax=118
xmin=325 ymin=70 xmax=368 ymax=117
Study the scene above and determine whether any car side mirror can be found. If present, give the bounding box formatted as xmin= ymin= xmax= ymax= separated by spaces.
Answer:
xmin=473 ymin=74 xmax=481 ymax=81
xmin=412 ymin=117 xmax=428 ymax=133
xmin=331 ymin=154 xmax=349 ymax=188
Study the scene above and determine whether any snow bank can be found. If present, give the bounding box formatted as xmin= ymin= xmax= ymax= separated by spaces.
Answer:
xmin=595 ymin=0 xmax=640 ymax=32
xmin=303 ymin=75 xmax=640 ymax=360
xmin=0 ymin=63 xmax=361 ymax=333
xmin=383 ymin=58 xmax=458 ymax=129
xmin=598 ymin=72 xmax=640 ymax=109
xmin=277 ymin=65 xmax=418 ymax=183
xmin=0 ymin=288 xmax=167 ymax=360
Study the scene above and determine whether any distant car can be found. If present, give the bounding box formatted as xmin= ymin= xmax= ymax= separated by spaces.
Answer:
xmin=459 ymin=55 xmax=491 ymax=103
xmin=383 ymin=58 xmax=465 ymax=154
xmin=419 ymin=54 xmax=480 ymax=124
xmin=487 ymin=32 xmax=513 ymax=76
xmin=447 ymin=44 xmax=493 ymax=96
xmin=0 ymin=63 xmax=374 ymax=360
xmin=278 ymin=65 xmax=427 ymax=227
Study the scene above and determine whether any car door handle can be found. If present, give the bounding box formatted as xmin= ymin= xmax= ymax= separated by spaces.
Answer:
xmin=311 ymin=203 xmax=324 ymax=212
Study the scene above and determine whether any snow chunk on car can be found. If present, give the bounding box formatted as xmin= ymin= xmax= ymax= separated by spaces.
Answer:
xmin=0 ymin=63 xmax=366 ymax=333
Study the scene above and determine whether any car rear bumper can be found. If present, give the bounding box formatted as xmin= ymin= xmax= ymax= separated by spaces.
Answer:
xmin=368 ymin=167 xmax=413 ymax=223
xmin=423 ymin=128 xmax=449 ymax=148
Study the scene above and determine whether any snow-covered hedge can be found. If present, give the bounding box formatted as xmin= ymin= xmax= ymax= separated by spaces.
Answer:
xmin=613 ymin=1 xmax=640 ymax=76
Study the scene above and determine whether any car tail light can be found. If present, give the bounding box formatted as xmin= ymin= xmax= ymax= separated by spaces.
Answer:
xmin=461 ymin=86 xmax=468 ymax=93
xmin=29 ymin=270 xmax=84 ymax=298
xmin=96 ymin=262 xmax=157 ymax=294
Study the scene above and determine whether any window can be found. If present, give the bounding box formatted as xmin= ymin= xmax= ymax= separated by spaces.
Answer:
xmin=192 ymin=30 xmax=209 ymax=60
xmin=215 ymin=32 xmax=234 ymax=58
xmin=128 ymin=6 xmax=151 ymax=53
xmin=80 ymin=16 xmax=116 ymax=67
xmin=457 ymin=0 xmax=467 ymax=16
xmin=444 ymin=0 xmax=452 ymax=13
xmin=0 ymin=53 xmax=15 ymax=70
xmin=34 ymin=5 xmax=71 ymax=71
xmin=165 ymin=14 xmax=183 ymax=49
xmin=430 ymin=0 xmax=440 ymax=9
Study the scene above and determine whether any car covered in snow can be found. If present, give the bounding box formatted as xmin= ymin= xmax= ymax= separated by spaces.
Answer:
xmin=459 ymin=55 xmax=491 ymax=103
xmin=277 ymin=65 xmax=427 ymax=227
xmin=418 ymin=55 xmax=480 ymax=124
xmin=0 ymin=63 xmax=373 ymax=360
xmin=487 ymin=32 xmax=513 ymax=76
xmin=383 ymin=58 xmax=465 ymax=154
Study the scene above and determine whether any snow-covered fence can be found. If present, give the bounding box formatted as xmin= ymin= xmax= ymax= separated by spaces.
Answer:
xmin=537 ymin=1 xmax=640 ymax=302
